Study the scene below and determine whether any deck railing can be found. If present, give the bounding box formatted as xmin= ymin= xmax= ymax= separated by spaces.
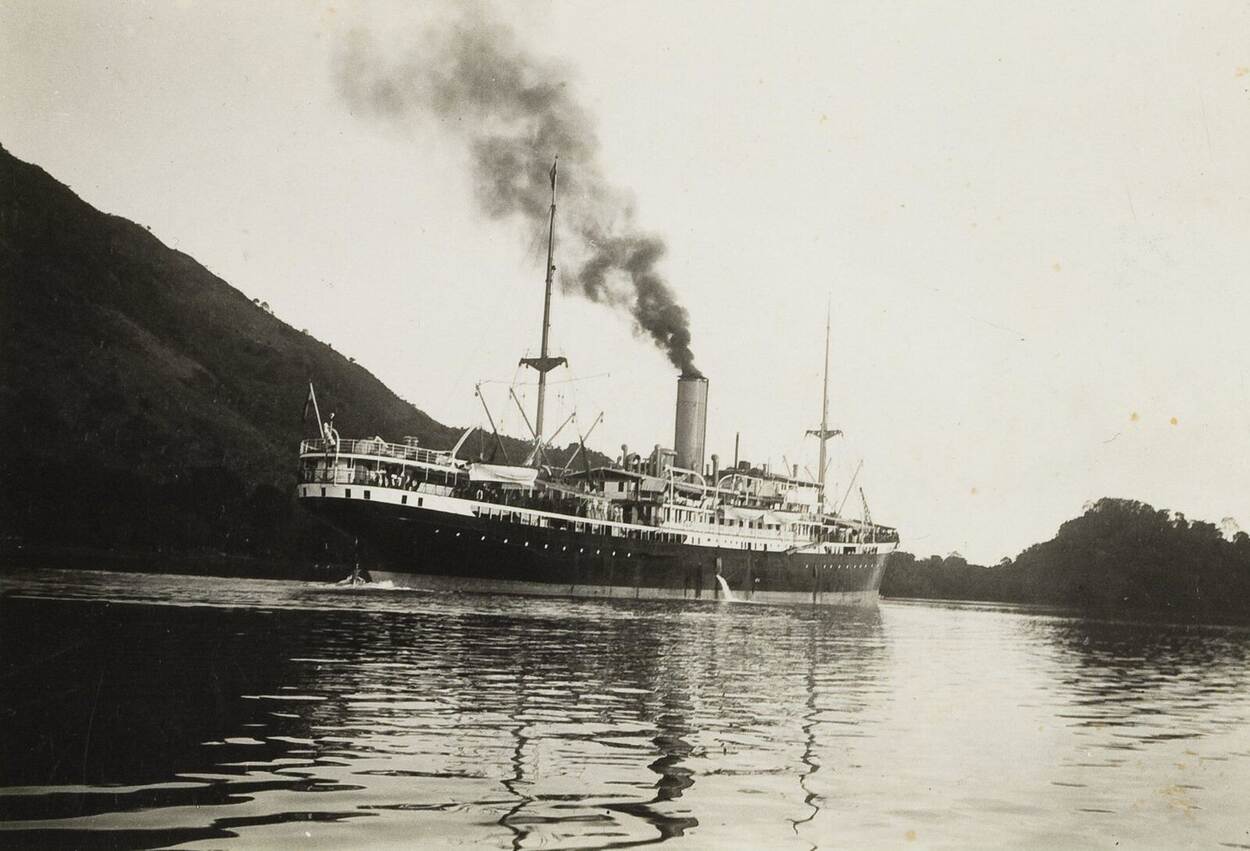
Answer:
xmin=298 ymin=438 xmax=900 ymax=546
xmin=300 ymin=437 xmax=455 ymax=466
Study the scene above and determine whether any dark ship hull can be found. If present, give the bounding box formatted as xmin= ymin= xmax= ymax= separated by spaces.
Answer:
xmin=307 ymin=494 xmax=888 ymax=606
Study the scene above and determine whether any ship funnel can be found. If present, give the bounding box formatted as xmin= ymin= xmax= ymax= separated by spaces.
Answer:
xmin=674 ymin=373 xmax=709 ymax=472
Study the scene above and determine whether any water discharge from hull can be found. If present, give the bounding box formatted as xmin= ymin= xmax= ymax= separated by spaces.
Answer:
xmin=715 ymin=574 xmax=737 ymax=603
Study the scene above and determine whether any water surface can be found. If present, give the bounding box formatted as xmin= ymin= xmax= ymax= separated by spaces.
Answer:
xmin=2 ymin=568 xmax=1249 ymax=849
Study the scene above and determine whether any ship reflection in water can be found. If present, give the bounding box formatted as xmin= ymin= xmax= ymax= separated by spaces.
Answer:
xmin=3 ymin=570 xmax=1250 ymax=849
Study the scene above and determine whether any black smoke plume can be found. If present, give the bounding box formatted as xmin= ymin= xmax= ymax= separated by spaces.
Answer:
xmin=335 ymin=9 xmax=699 ymax=376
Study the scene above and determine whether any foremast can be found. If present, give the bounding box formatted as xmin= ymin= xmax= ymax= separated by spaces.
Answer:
xmin=519 ymin=156 xmax=567 ymax=462
xmin=806 ymin=304 xmax=842 ymax=514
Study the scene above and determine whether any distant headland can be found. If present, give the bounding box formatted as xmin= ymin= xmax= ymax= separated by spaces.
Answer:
xmin=883 ymin=497 xmax=1250 ymax=620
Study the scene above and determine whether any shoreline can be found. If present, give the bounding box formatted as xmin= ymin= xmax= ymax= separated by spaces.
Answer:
xmin=5 ymin=545 xmax=1250 ymax=627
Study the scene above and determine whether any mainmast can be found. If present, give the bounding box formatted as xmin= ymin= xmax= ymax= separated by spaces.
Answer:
xmin=519 ymin=156 xmax=568 ymax=458
xmin=806 ymin=305 xmax=841 ymax=513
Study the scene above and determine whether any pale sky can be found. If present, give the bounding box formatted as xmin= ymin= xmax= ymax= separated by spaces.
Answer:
xmin=4 ymin=0 xmax=1249 ymax=563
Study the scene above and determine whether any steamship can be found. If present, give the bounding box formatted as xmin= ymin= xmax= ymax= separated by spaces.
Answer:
xmin=297 ymin=160 xmax=897 ymax=605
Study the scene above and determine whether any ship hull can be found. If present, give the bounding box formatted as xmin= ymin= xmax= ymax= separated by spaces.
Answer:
xmin=305 ymin=495 xmax=888 ymax=607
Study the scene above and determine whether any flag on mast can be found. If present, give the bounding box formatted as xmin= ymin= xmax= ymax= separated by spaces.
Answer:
xmin=549 ymin=156 xmax=558 ymax=190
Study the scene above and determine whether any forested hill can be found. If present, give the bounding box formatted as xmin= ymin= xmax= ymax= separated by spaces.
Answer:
xmin=0 ymin=144 xmax=582 ymax=562
xmin=883 ymin=498 xmax=1250 ymax=620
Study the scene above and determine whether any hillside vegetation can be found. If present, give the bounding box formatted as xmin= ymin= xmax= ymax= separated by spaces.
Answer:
xmin=0 ymin=144 xmax=586 ymax=565
xmin=883 ymin=498 xmax=1250 ymax=619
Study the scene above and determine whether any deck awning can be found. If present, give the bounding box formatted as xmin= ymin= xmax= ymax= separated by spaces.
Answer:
xmin=721 ymin=506 xmax=766 ymax=522
xmin=468 ymin=463 xmax=538 ymax=486
xmin=720 ymin=506 xmax=795 ymax=526
xmin=783 ymin=487 xmax=819 ymax=507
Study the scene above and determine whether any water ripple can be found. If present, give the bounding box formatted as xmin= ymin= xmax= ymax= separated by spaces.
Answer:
xmin=3 ymin=569 xmax=1250 ymax=848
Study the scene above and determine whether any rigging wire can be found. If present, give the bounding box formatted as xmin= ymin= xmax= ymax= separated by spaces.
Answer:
xmin=477 ymin=372 xmax=611 ymax=387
